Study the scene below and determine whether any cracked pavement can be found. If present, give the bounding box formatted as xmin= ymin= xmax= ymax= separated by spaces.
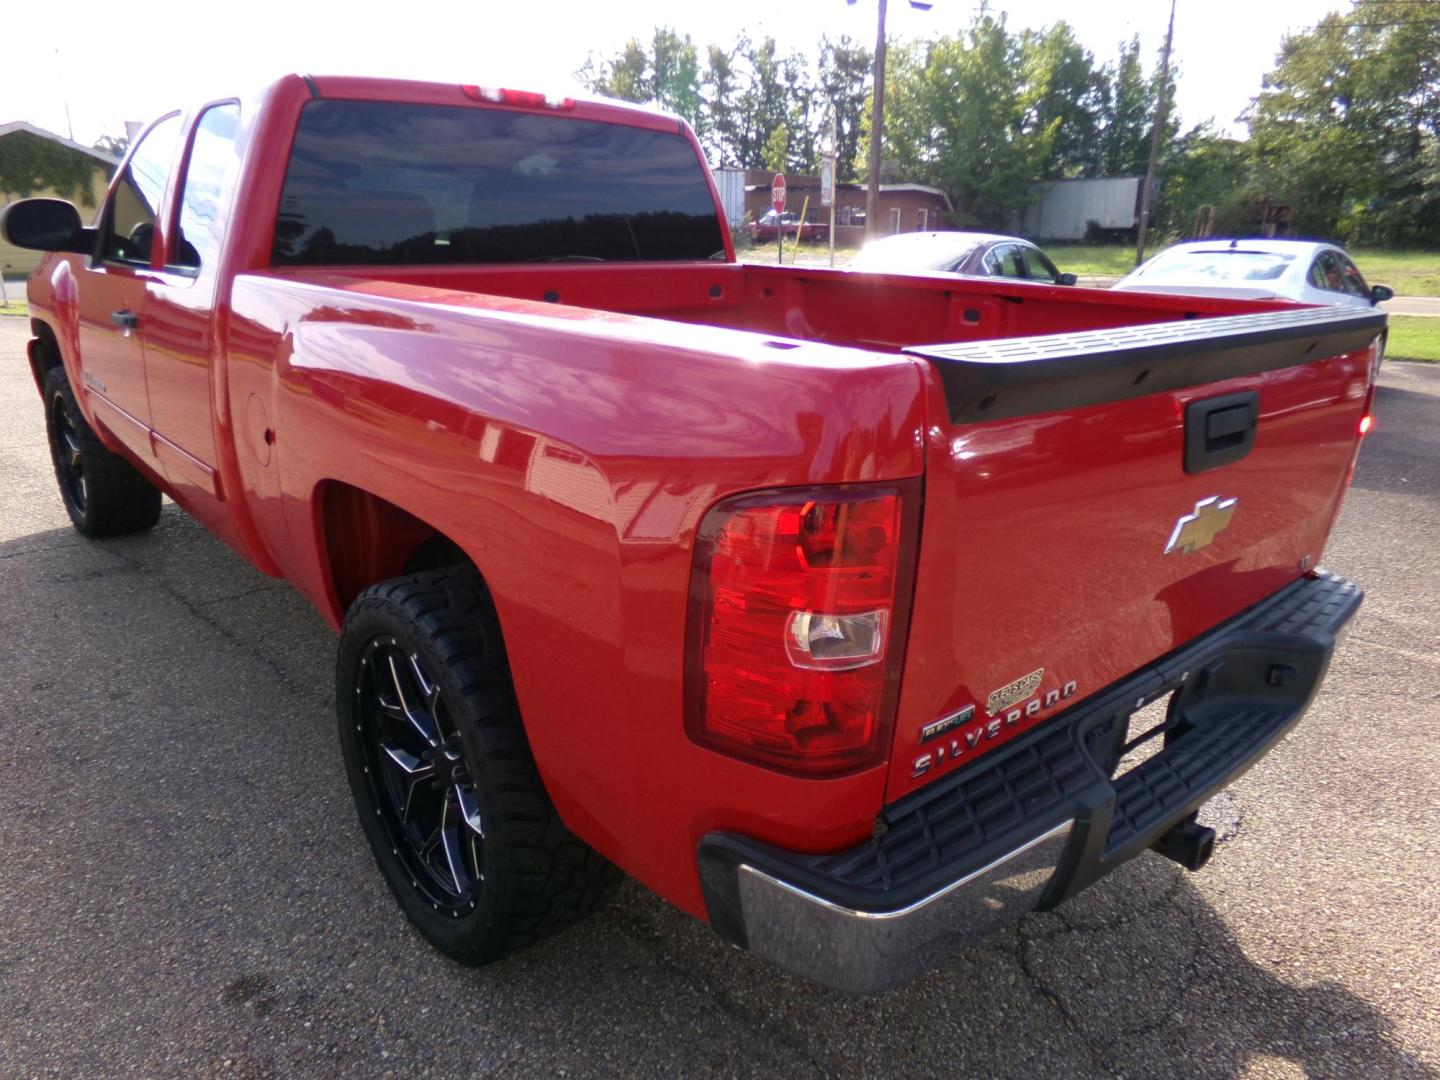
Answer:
xmin=0 ymin=316 xmax=1436 ymax=1077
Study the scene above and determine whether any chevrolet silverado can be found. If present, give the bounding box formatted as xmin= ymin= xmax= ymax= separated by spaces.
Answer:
xmin=1 ymin=75 xmax=1380 ymax=993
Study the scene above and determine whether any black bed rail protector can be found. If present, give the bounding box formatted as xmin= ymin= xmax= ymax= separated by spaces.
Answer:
xmin=904 ymin=305 xmax=1386 ymax=424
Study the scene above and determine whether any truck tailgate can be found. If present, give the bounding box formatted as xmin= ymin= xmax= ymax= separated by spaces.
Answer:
xmin=886 ymin=306 xmax=1383 ymax=801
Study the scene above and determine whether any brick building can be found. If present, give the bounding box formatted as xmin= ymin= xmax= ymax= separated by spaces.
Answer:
xmin=742 ymin=169 xmax=953 ymax=244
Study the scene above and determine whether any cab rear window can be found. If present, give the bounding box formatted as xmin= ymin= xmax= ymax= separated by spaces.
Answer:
xmin=272 ymin=100 xmax=725 ymax=266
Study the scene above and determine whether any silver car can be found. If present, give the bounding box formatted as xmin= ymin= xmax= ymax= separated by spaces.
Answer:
xmin=1113 ymin=239 xmax=1394 ymax=309
xmin=849 ymin=231 xmax=1077 ymax=286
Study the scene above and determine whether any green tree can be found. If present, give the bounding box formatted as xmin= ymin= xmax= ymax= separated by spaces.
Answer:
xmin=577 ymin=28 xmax=702 ymax=127
xmin=737 ymin=36 xmax=791 ymax=170
xmin=761 ymin=124 xmax=791 ymax=173
xmin=650 ymin=27 xmax=702 ymax=126
xmin=1153 ymin=124 xmax=1256 ymax=237
xmin=700 ymin=43 xmax=744 ymax=165
xmin=576 ymin=37 xmax=649 ymax=103
xmin=779 ymin=48 xmax=817 ymax=172
xmin=1020 ymin=23 xmax=1105 ymax=178
xmin=816 ymin=36 xmax=872 ymax=181
xmin=879 ymin=17 xmax=1058 ymax=227
xmin=1248 ymin=3 xmax=1440 ymax=243
xmin=1099 ymin=37 xmax=1151 ymax=175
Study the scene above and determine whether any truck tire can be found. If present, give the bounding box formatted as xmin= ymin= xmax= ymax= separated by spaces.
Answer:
xmin=43 ymin=367 xmax=162 ymax=537
xmin=336 ymin=566 xmax=620 ymax=964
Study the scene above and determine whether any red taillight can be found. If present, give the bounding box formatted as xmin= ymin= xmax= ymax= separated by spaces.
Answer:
xmin=686 ymin=485 xmax=918 ymax=775
xmin=460 ymin=85 xmax=575 ymax=109
xmin=1359 ymin=414 xmax=1373 ymax=436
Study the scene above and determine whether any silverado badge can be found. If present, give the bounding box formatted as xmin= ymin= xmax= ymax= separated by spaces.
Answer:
xmin=1165 ymin=496 xmax=1237 ymax=555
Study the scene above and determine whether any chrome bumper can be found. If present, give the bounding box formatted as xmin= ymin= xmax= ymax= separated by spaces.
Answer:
xmin=698 ymin=571 xmax=1361 ymax=994
xmin=732 ymin=822 xmax=1071 ymax=994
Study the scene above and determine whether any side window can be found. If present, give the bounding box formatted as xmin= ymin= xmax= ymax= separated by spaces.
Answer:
xmin=982 ymin=247 xmax=1002 ymax=275
xmin=1034 ymin=249 xmax=1063 ymax=283
xmin=1315 ymin=251 xmax=1347 ymax=293
xmin=1336 ymin=254 xmax=1370 ymax=297
xmin=102 ymin=114 xmax=182 ymax=266
xmin=994 ymin=244 xmax=1025 ymax=278
xmin=171 ymin=104 xmax=241 ymax=273
xmin=1018 ymin=246 xmax=1061 ymax=282
xmin=1308 ymin=258 xmax=1328 ymax=290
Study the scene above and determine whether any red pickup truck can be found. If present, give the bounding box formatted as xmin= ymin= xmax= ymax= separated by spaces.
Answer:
xmin=3 ymin=75 xmax=1380 ymax=994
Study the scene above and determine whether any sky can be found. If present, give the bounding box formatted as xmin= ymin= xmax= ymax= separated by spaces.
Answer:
xmin=6 ymin=0 xmax=1350 ymax=149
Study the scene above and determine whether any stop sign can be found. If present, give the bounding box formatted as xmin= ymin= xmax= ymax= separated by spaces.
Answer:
xmin=771 ymin=174 xmax=787 ymax=213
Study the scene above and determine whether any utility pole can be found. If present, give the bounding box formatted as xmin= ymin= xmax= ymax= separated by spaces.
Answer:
xmin=852 ymin=0 xmax=931 ymax=241
xmin=1135 ymin=0 xmax=1176 ymax=267
xmin=865 ymin=0 xmax=889 ymax=241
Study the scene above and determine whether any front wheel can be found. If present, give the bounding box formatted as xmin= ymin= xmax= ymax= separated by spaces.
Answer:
xmin=43 ymin=367 xmax=161 ymax=537
xmin=336 ymin=566 xmax=619 ymax=964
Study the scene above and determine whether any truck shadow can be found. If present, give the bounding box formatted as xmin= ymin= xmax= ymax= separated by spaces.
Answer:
xmin=0 ymin=514 xmax=1429 ymax=1079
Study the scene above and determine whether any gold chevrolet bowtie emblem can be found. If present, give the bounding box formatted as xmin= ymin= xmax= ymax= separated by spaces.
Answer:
xmin=1165 ymin=496 xmax=1238 ymax=555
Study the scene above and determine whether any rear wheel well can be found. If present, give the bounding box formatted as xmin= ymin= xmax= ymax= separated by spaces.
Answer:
xmin=316 ymin=481 xmax=475 ymax=616
xmin=29 ymin=319 xmax=63 ymax=392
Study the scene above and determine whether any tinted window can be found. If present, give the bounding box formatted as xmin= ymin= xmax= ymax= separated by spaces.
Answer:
xmin=1017 ymin=246 xmax=1061 ymax=282
xmin=272 ymin=101 xmax=725 ymax=265
xmin=1336 ymin=253 xmax=1369 ymax=297
xmin=103 ymin=114 xmax=182 ymax=265
xmin=172 ymin=104 xmax=241 ymax=273
xmin=993 ymin=244 xmax=1026 ymax=278
xmin=1314 ymin=251 xmax=1348 ymax=293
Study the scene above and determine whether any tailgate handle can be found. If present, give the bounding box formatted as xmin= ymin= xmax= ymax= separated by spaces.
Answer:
xmin=1185 ymin=391 xmax=1259 ymax=473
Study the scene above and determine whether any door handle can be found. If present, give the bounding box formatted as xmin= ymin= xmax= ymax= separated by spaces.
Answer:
xmin=110 ymin=309 xmax=140 ymax=332
xmin=1184 ymin=391 xmax=1259 ymax=473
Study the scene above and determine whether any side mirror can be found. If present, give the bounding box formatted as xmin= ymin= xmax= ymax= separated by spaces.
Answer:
xmin=1370 ymin=283 xmax=1394 ymax=304
xmin=1057 ymin=272 xmax=1078 ymax=286
xmin=0 ymin=198 xmax=92 ymax=254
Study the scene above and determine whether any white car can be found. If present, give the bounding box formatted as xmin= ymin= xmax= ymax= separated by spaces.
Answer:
xmin=1113 ymin=239 xmax=1394 ymax=309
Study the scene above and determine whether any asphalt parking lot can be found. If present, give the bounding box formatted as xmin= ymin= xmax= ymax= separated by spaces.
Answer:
xmin=1 ymin=314 xmax=1436 ymax=1078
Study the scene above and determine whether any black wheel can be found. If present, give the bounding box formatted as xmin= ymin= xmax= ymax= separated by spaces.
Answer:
xmin=336 ymin=566 xmax=620 ymax=964
xmin=43 ymin=367 xmax=161 ymax=537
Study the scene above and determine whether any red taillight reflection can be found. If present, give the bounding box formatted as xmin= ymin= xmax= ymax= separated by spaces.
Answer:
xmin=1359 ymin=414 xmax=1374 ymax=436
xmin=685 ymin=485 xmax=916 ymax=775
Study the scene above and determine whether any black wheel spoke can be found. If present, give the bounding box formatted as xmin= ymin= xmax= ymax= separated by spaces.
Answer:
xmin=438 ymin=791 xmax=470 ymax=896
xmin=380 ymin=741 xmax=434 ymax=823
xmin=456 ymin=785 xmax=485 ymax=841
xmin=63 ymin=430 xmax=82 ymax=470
xmin=384 ymin=652 xmax=438 ymax=745
xmin=408 ymin=653 xmax=443 ymax=716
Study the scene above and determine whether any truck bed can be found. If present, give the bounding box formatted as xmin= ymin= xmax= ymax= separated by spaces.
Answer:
xmin=236 ymin=263 xmax=1381 ymax=814
xmin=257 ymin=261 xmax=1292 ymax=353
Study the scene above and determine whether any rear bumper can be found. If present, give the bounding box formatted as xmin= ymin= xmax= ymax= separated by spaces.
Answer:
xmin=698 ymin=570 xmax=1362 ymax=993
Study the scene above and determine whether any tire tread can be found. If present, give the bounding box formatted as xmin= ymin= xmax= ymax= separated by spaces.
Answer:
xmin=340 ymin=566 xmax=620 ymax=962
